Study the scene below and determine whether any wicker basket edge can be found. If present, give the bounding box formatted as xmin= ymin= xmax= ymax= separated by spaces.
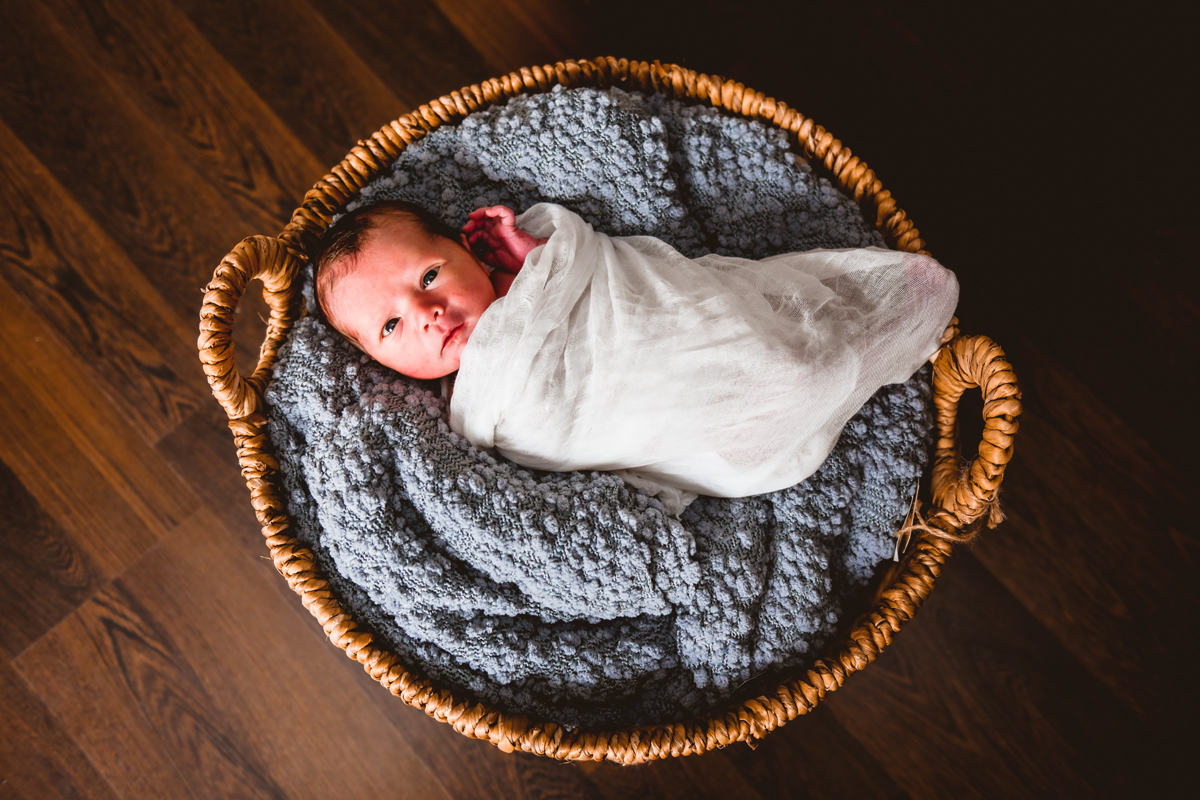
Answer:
xmin=198 ymin=56 xmax=1020 ymax=764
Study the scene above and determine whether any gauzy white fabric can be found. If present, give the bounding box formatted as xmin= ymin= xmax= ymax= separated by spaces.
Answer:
xmin=450 ymin=203 xmax=958 ymax=513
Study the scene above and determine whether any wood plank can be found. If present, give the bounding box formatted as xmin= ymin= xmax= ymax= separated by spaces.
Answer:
xmin=0 ymin=1 xmax=290 ymax=326
xmin=0 ymin=118 xmax=207 ymax=442
xmin=0 ymin=458 xmax=102 ymax=659
xmin=13 ymin=585 xmax=278 ymax=800
xmin=38 ymin=0 xmax=324 ymax=225
xmin=0 ymin=276 xmax=197 ymax=579
xmin=506 ymin=754 xmax=608 ymax=800
xmin=825 ymin=551 xmax=1182 ymax=798
xmin=171 ymin=0 xmax=409 ymax=166
xmin=0 ymin=658 xmax=119 ymax=800
xmin=1022 ymin=229 xmax=1198 ymax=484
xmin=1109 ymin=229 xmax=1197 ymax=478
xmin=969 ymin=340 xmax=1198 ymax=722
xmin=305 ymin=0 xmax=495 ymax=108
xmin=429 ymin=0 xmax=589 ymax=76
xmin=341 ymin=648 xmax=768 ymax=800
xmin=718 ymin=704 xmax=905 ymax=800
xmin=318 ymin=631 xmax=600 ymax=800
xmin=15 ymin=508 xmax=456 ymax=800
xmin=582 ymin=753 xmax=765 ymax=800
xmin=154 ymin=400 xmax=268 ymax=555
xmin=304 ymin=644 xmax=782 ymax=800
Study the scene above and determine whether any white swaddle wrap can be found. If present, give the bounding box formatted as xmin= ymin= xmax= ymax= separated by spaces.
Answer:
xmin=450 ymin=203 xmax=958 ymax=513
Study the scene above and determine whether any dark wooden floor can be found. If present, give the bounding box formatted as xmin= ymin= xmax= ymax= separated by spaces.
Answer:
xmin=1 ymin=1 xmax=1194 ymax=797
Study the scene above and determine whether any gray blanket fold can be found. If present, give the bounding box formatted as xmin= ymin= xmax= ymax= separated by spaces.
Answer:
xmin=266 ymin=86 xmax=933 ymax=728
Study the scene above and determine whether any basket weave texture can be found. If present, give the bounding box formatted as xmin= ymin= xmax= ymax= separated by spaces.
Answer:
xmin=197 ymin=57 xmax=1021 ymax=763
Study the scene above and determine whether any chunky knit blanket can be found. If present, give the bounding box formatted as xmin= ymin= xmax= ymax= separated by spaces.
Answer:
xmin=266 ymin=86 xmax=934 ymax=729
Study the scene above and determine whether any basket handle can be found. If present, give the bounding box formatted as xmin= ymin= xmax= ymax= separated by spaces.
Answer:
xmin=927 ymin=334 xmax=1022 ymax=534
xmin=198 ymin=236 xmax=303 ymax=420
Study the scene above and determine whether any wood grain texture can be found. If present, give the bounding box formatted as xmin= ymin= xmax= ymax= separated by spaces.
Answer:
xmin=717 ymin=705 xmax=906 ymax=800
xmin=0 ymin=276 xmax=197 ymax=578
xmin=15 ymin=582 xmax=289 ymax=800
xmin=318 ymin=633 xmax=607 ymax=800
xmin=304 ymin=0 xmax=493 ymax=111
xmin=39 ymin=0 xmax=325 ymax=225
xmin=0 ymin=659 xmax=118 ymax=800
xmin=171 ymin=0 xmax=409 ymax=166
xmin=826 ymin=551 xmax=1180 ymax=798
xmin=0 ymin=1 xmax=286 ymax=325
xmin=430 ymin=0 xmax=588 ymax=76
xmin=0 ymin=118 xmax=206 ymax=441
xmin=0 ymin=0 xmax=1194 ymax=795
xmin=580 ymin=753 xmax=765 ymax=800
xmin=15 ymin=510 xmax=456 ymax=800
xmin=970 ymin=340 xmax=1199 ymax=721
xmin=0 ymin=458 xmax=101 ymax=659
xmin=154 ymin=400 xmax=268 ymax=552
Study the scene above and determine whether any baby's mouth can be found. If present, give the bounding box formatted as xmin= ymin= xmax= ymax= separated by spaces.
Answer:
xmin=442 ymin=324 xmax=464 ymax=353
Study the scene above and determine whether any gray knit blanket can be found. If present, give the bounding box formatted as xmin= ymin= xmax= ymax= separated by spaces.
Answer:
xmin=266 ymin=86 xmax=934 ymax=729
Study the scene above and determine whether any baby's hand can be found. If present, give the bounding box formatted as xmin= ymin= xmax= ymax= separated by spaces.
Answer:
xmin=463 ymin=206 xmax=545 ymax=275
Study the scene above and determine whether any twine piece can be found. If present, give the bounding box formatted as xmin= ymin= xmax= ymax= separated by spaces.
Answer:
xmin=893 ymin=467 xmax=1007 ymax=561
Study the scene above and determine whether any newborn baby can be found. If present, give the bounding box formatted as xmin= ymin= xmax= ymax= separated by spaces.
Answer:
xmin=313 ymin=201 xmax=529 ymax=379
xmin=316 ymin=199 xmax=958 ymax=513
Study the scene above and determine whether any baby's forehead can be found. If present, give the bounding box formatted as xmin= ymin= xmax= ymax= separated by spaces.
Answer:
xmin=364 ymin=214 xmax=427 ymax=248
xmin=372 ymin=211 xmax=427 ymax=238
xmin=366 ymin=215 xmax=448 ymax=258
xmin=323 ymin=217 xmax=424 ymax=278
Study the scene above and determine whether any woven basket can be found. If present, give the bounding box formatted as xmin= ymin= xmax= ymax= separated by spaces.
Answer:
xmin=197 ymin=57 xmax=1021 ymax=764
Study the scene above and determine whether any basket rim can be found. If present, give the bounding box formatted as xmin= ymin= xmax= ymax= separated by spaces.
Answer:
xmin=197 ymin=56 xmax=1020 ymax=764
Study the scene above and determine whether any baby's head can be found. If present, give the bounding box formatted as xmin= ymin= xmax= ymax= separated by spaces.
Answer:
xmin=314 ymin=200 xmax=497 ymax=379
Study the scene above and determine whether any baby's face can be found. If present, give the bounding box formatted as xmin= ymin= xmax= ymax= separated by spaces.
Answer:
xmin=320 ymin=219 xmax=497 ymax=379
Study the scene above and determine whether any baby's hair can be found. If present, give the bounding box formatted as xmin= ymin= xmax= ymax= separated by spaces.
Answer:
xmin=312 ymin=199 xmax=461 ymax=328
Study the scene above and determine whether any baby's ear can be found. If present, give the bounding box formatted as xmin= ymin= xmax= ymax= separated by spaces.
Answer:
xmin=461 ymin=233 xmax=488 ymax=270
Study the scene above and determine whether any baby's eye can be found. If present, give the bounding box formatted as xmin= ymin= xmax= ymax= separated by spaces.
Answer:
xmin=421 ymin=267 xmax=439 ymax=288
xmin=382 ymin=317 xmax=399 ymax=337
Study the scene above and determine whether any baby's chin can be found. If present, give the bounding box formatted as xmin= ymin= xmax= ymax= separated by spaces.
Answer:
xmin=430 ymin=361 xmax=460 ymax=380
xmin=387 ymin=354 xmax=461 ymax=381
xmin=393 ymin=364 xmax=457 ymax=381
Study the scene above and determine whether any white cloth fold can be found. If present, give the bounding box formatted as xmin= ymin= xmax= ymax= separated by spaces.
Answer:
xmin=450 ymin=203 xmax=957 ymax=513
